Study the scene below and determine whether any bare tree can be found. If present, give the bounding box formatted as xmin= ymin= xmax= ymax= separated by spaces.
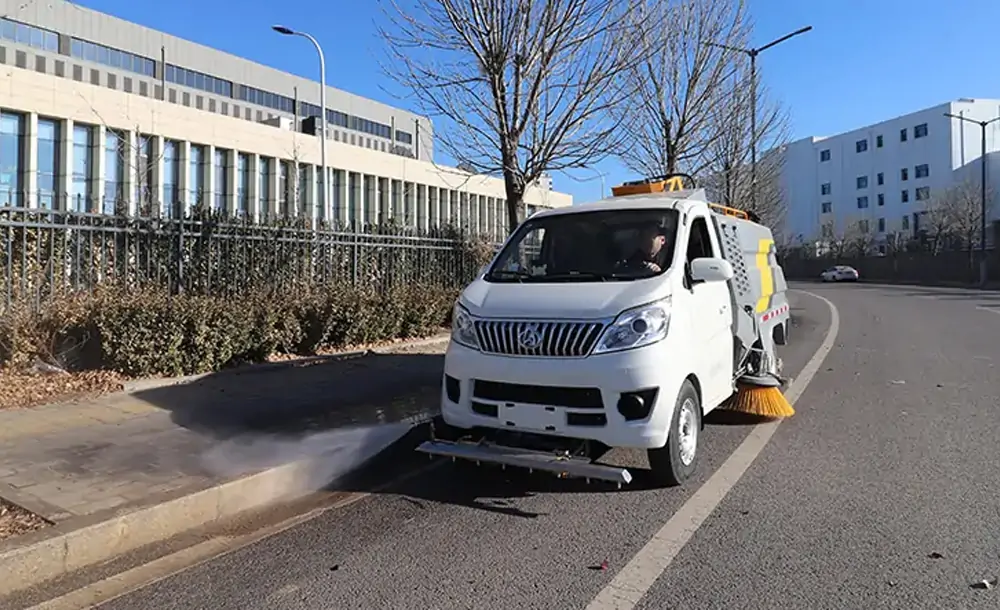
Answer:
xmin=283 ymin=138 xmax=307 ymax=223
xmin=615 ymin=0 xmax=749 ymax=178
xmin=924 ymin=177 xmax=993 ymax=254
xmin=377 ymin=0 xmax=651 ymax=234
xmin=817 ymin=216 xmax=871 ymax=259
xmin=698 ymin=63 xmax=790 ymax=235
xmin=76 ymin=94 xmax=168 ymax=216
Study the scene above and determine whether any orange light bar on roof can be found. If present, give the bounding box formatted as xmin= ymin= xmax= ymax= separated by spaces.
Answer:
xmin=611 ymin=175 xmax=688 ymax=197
xmin=707 ymin=202 xmax=750 ymax=220
xmin=611 ymin=173 xmax=755 ymax=222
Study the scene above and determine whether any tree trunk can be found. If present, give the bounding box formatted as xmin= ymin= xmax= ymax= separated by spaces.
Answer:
xmin=503 ymin=170 xmax=526 ymax=236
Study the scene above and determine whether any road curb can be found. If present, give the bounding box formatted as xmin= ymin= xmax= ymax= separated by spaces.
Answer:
xmin=0 ymin=414 xmax=436 ymax=598
xmin=122 ymin=333 xmax=450 ymax=394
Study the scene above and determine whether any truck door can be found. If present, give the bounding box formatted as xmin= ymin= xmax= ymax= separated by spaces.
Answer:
xmin=683 ymin=214 xmax=733 ymax=406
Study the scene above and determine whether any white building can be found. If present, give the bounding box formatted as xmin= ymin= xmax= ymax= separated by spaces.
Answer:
xmin=781 ymin=98 xmax=1000 ymax=247
xmin=0 ymin=0 xmax=571 ymax=232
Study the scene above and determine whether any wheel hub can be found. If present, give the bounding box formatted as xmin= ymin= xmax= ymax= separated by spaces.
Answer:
xmin=678 ymin=398 xmax=698 ymax=466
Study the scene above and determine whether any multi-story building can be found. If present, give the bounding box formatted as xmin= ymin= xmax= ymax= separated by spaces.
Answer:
xmin=781 ymin=98 xmax=1000 ymax=247
xmin=0 ymin=0 xmax=570 ymax=232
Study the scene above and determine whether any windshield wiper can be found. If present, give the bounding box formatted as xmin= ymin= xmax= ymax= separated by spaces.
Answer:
xmin=541 ymin=271 xmax=621 ymax=282
xmin=486 ymin=269 xmax=532 ymax=282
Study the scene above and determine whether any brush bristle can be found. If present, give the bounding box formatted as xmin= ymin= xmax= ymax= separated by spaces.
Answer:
xmin=725 ymin=385 xmax=795 ymax=419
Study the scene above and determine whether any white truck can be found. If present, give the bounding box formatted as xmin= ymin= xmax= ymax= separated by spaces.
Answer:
xmin=417 ymin=174 xmax=790 ymax=487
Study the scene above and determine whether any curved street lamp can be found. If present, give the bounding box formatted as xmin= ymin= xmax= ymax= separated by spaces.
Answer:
xmin=704 ymin=26 xmax=813 ymax=212
xmin=273 ymin=25 xmax=329 ymax=223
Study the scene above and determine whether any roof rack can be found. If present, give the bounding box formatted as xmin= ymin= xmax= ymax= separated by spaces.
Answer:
xmin=611 ymin=172 xmax=756 ymax=222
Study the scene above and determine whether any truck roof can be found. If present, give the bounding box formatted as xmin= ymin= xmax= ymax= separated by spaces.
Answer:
xmin=530 ymin=190 xmax=709 ymax=221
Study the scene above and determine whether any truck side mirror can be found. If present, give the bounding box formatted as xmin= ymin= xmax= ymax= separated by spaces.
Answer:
xmin=689 ymin=257 xmax=734 ymax=283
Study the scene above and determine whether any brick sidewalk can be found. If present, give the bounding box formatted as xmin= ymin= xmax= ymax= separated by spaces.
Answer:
xmin=0 ymin=338 xmax=447 ymax=528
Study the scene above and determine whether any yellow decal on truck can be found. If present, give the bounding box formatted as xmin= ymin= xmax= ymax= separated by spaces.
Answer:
xmin=755 ymin=238 xmax=775 ymax=313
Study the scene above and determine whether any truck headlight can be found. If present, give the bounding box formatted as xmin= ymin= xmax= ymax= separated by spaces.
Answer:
xmin=451 ymin=302 xmax=481 ymax=350
xmin=593 ymin=298 xmax=671 ymax=355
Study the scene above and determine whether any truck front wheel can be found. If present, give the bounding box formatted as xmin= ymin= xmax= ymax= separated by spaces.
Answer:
xmin=647 ymin=380 xmax=701 ymax=487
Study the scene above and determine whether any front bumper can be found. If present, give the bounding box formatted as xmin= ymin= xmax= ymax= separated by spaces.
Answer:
xmin=440 ymin=341 xmax=686 ymax=450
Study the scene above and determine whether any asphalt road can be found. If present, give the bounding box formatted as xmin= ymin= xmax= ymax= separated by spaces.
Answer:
xmin=97 ymin=283 xmax=1000 ymax=610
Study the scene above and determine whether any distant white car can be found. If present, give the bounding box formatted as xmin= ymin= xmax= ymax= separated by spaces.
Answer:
xmin=820 ymin=265 xmax=859 ymax=282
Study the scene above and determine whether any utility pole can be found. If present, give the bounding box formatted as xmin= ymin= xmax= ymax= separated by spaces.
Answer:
xmin=705 ymin=26 xmax=812 ymax=212
xmin=944 ymin=111 xmax=1000 ymax=287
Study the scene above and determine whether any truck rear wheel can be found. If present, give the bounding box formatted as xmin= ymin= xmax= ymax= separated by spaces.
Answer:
xmin=647 ymin=380 xmax=701 ymax=487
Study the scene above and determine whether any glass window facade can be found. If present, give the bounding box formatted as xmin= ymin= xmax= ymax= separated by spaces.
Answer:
xmin=0 ymin=18 xmax=59 ymax=53
xmin=258 ymin=156 xmax=271 ymax=218
xmin=0 ymin=107 xmax=488 ymax=228
xmin=0 ymin=16 xmax=409 ymax=157
xmin=166 ymin=64 xmax=233 ymax=98
xmin=189 ymin=144 xmax=205 ymax=208
xmin=69 ymin=37 xmax=155 ymax=77
xmin=135 ymin=135 xmax=154 ymax=212
xmin=71 ymin=124 xmax=94 ymax=212
xmin=163 ymin=139 xmax=180 ymax=217
xmin=278 ymin=161 xmax=290 ymax=217
xmin=298 ymin=164 xmax=309 ymax=216
xmin=213 ymin=148 xmax=229 ymax=212
xmin=103 ymin=130 xmax=125 ymax=214
xmin=298 ymin=103 xmax=391 ymax=139
xmin=236 ymin=153 xmax=250 ymax=216
xmin=240 ymin=86 xmax=294 ymax=114
xmin=317 ymin=167 xmax=326 ymax=221
xmin=0 ymin=112 xmax=24 ymax=207
xmin=36 ymin=118 xmax=59 ymax=210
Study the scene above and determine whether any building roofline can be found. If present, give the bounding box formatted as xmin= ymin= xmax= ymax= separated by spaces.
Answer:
xmin=790 ymin=98 xmax=1000 ymax=145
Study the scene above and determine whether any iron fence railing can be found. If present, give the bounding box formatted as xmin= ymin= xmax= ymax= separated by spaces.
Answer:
xmin=1 ymin=205 xmax=492 ymax=309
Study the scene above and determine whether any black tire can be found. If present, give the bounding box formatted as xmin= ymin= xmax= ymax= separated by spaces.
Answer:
xmin=773 ymin=320 xmax=789 ymax=346
xmin=647 ymin=380 xmax=702 ymax=487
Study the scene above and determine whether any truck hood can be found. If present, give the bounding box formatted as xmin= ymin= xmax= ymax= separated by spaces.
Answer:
xmin=460 ymin=278 xmax=670 ymax=320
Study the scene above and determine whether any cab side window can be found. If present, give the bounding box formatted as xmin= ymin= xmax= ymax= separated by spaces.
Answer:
xmin=685 ymin=216 xmax=716 ymax=263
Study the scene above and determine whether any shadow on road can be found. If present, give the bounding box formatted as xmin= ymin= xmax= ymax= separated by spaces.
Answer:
xmin=119 ymin=350 xmax=448 ymax=502
xmin=130 ymin=352 xmax=445 ymax=441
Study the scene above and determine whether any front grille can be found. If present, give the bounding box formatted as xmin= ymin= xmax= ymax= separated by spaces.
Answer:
xmin=473 ymin=380 xmax=604 ymax=408
xmin=474 ymin=320 xmax=605 ymax=357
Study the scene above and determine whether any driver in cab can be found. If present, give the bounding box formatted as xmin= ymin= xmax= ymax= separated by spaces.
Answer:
xmin=617 ymin=224 xmax=669 ymax=274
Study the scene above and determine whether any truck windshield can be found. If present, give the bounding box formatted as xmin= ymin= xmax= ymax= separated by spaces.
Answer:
xmin=486 ymin=209 xmax=679 ymax=283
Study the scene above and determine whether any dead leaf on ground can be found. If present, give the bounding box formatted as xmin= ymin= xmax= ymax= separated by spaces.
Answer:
xmin=0 ymin=368 xmax=124 ymax=410
xmin=0 ymin=497 xmax=51 ymax=541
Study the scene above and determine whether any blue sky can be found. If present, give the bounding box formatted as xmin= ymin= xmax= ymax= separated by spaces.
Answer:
xmin=73 ymin=0 xmax=1000 ymax=204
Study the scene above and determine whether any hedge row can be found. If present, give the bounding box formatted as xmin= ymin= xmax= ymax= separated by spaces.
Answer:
xmin=0 ymin=284 xmax=458 ymax=378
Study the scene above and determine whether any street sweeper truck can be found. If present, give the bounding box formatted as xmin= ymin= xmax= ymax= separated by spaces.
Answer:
xmin=417 ymin=173 xmax=792 ymax=488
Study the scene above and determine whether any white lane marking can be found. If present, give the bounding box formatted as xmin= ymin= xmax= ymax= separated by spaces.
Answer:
xmin=31 ymin=460 xmax=446 ymax=610
xmin=586 ymin=290 xmax=841 ymax=610
xmin=976 ymin=306 xmax=1000 ymax=315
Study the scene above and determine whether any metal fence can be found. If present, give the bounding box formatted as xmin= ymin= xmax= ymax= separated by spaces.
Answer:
xmin=1 ymin=206 xmax=492 ymax=309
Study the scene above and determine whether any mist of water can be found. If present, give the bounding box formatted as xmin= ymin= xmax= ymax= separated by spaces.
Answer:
xmin=200 ymin=421 xmax=415 ymax=505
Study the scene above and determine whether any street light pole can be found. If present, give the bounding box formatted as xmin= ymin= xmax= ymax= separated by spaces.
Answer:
xmin=273 ymin=25 xmax=329 ymax=225
xmin=705 ymin=25 xmax=812 ymax=213
xmin=569 ymin=169 xmax=607 ymax=200
xmin=944 ymin=112 xmax=1000 ymax=287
